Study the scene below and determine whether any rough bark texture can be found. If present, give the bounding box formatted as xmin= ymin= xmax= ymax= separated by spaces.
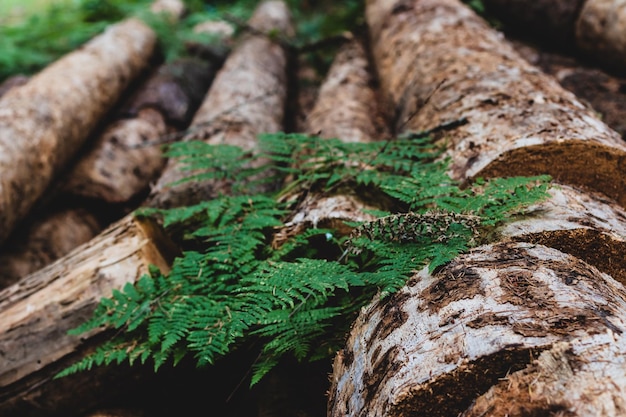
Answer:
xmin=0 ymin=208 xmax=102 ymax=287
xmin=273 ymin=39 xmax=390 ymax=247
xmin=329 ymin=242 xmax=626 ymax=416
xmin=0 ymin=18 xmax=156 ymax=245
xmin=367 ymin=0 xmax=626 ymax=209
xmin=0 ymin=214 xmax=178 ymax=416
xmin=147 ymin=0 xmax=293 ymax=209
xmin=483 ymin=0 xmax=586 ymax=48
xmin=60 ymin=58 xmax=216 ymax=204
xmin=576 ymin=0 xmax=626 ymax=72
xmin=511 ymin=39 xmax=626 ymax=138
xmin=498 ymin=184 xmax=626 ymax=284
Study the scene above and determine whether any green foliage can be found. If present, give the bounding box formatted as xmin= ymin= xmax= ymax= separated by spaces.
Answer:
xmin=59 ymin=132 xmax=551 ymax=385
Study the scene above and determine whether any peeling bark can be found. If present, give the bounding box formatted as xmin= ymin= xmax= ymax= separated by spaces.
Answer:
xmin=367 ymin=0 xmax=626 ymax=208
xmin=329 ymin=242 xmax=626 ymax=416
xmin=0 ymin=18 xmax=156 ymax=244
xmin=576 ymin=0 xmax=626 ymax=72
xmin=147 ymin=0 xmax=293 ymax=209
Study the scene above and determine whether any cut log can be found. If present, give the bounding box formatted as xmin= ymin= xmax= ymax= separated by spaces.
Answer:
xmin=576 ymin=0 xmax=626 ymax=72
xmin=60 ymin=58 xmax=217 ymax=204
xmin=498 ymin=184 xmax=626 ymax=284
xmin=274 ymin=38 xmax=390 ymax=247
xmin=511 ymin=39 xmax=626 ymax=138
xmin=329 ymin=242 xmax=626 ymax=416
xmin=0 ymin=214 xmax=179 ymax=415
xmin=482 ymin=0 xmax=586 ymax=48
xmin=0 ymin=18 xmax=156 ymax=245
xmin=147 ymin=0 xmax=294 ymax=209
xmin=366 ymin=0 xmax=626 ymax=208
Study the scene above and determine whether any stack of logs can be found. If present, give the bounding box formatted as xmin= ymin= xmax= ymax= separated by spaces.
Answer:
xmin=3 ymin=0 xmax=626 ymax=415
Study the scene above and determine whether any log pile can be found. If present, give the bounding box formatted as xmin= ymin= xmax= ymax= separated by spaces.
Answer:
xmin=4 ymin=0 xmax=626 ymax=416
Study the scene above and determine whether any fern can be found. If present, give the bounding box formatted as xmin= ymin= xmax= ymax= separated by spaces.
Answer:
xmin=60 ymin=132 xmax=551 ymax=385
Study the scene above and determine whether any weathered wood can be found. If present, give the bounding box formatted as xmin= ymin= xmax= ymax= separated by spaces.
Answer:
xmin=0 ymin=208 xmax=102 ymax=288
xmin=274 ymin=39 xmax=390 ymax=247
xmin=147 ymin=0 xmax=293 ymax=209
xmin=499 ymin=184 xmax=626 ymax=284
xmin=329 ymin=242 xmax=626 ymax=416
xmin=482 ymin=0 xmax=586 ymax=48
xmin=0 ymin=18 xmax=156 ymax=245
xmin=367 ymin=0 xmax=626 ymax=208
xmin=512 ymin=39 xmax=626 ymax=138
xmin=576 ymin=0 xmax=626 ymax=72
xmin=0 ymin=214 xmax=178 ymax=415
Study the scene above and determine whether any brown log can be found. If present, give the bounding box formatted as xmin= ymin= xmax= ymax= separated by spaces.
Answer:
xmin=511 ymin=39 xmax=626 ymax=138
xmin=498 ymin=184 xmax=626 ymax=284
xmin=0 ymin=208 xmax=102 ymax=288
xmin=576 ymin=0 xmax=626 ymax=72
xmin=60 ymin=58 xmax=217 ymax=204
xmin=367 ymin=0 xmax=626 ymax=209
xmin=147 ymin=0 xmax=293 ymax=209
xmin=482 ymin=0 xmax=586 ymax=48
xmin=0 ymin=18 xmax=156 ymax=245
xmin=0 ymin=214 xmax=179 ymax=414
xmin=329 ymin=242 xmax=626 ymax=416
xmin=274 ymin=38 xmax=390 ymax=247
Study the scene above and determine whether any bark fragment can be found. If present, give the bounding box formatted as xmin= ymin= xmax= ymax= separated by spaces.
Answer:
xmin=0 ymin=18 xmax=156 ymax=244
xmin=329 ymin=242 xmax=626 ymax=416
xmin=367 ymin=0 xmax=626 ymax=208
xmin=147 ymin=0 xmax=294 ymax=209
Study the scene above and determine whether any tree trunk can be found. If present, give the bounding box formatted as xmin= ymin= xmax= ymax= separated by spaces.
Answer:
xmin=274 ymin=38 xmax=390 ymax=246
xmin=366 ymin=0 xmax=626 ymax=209
xmin=0 ymin=18 xmax=156 ymax=245
xmin=147 ymin=0 xmax=294 ymax=209
xmin=328 ymin=1 xmax=626 ymax=415
xmin=0 ymin=58 xmax=216 ymax=287
xmin=0 ymin=214 xmax=179 ymax=416
xmin=329 ymin=242 xmax=626 ymax=416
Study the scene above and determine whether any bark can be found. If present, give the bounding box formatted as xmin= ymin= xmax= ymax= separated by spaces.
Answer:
xmin=483 ymin=0 xmax=586 ymax=48
xmin=273 ymin=38 xmax=390 ymax=247
xmin=147 ymin=0 xmax=293 ymax=209
xmin=329 ymin=242 xmax=626 ymax=416
xmin=0 ymin=208 xmax=102 ymax=288
xmin=576 ymin=0 xmax=626 ymax=72
xmin=0 ymin=214 xmax=179 ymax=415
xmin=366 ymin=0 xmax=626 ymax=209
xmin=60 ymin=57 xmax=216 ymax=204
xmin=0 ymin=18 xmax=156 ymax=245
xmin=511 ymin=39 xmax=626 ymax=138
xmin=498 ymin=184 xmax=626 ymax=285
